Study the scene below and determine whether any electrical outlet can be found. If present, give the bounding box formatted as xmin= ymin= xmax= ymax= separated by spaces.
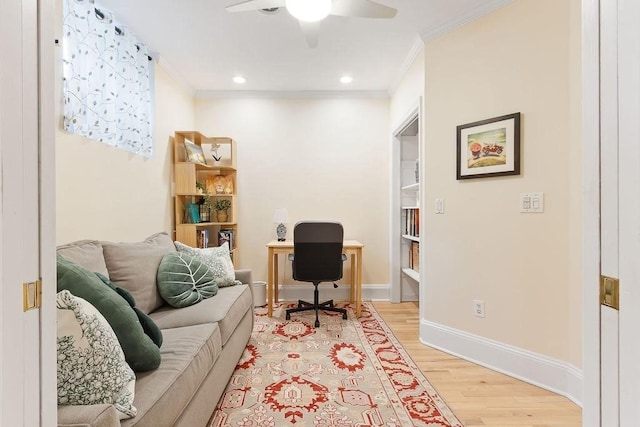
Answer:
xmin=473 ymin=300 xmax=485 ymax=318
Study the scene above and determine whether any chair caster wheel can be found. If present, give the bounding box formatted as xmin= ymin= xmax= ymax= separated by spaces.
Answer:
xmin=342 ymin=313 xmax=348 ymax=319
xmin=286 ymin=313 xmax=291 ymax=320
xmin=315 ymin=320 xmax=320 ymax=328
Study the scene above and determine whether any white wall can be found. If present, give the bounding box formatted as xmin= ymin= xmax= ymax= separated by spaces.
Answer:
xmin=195 ymin=97 xmax=390 ymax=286
xmin=422 ymin=0 xmax=582 ymax=366
xmin=390 ymin=45 xmax=425 ymax=129
xmin=56 ymin=64 xmax=195 ymax=244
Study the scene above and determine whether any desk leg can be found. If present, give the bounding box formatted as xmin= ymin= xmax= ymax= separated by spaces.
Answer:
xmin=273 ymin=253 xmax=279 ymax=304
xmin=267 ymin=249 xmax=274 ymax=317
xmin=350 ymin=254 xmax=356 ymax=304
xmin=356 ymin=249 xmax=362 ymax=318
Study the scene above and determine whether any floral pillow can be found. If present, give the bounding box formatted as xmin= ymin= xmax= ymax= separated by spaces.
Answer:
xmin=174 ymin=241 xmax=241 ymax=288
xmin=56 ymin=290 xmax=137 ymax=419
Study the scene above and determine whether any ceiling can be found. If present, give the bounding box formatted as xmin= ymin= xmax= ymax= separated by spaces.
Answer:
xmin=97 ymin=0 xmax=513 ymax=94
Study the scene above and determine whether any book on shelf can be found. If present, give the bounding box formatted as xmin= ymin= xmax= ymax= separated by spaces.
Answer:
xmin=409 ymin=241 xmax=420 ymax=272
xmin=197 ymin=229 xmax=209 ymax=249
xmin=403 ymin=208 xmax=419 ymax=237
xmin=218 ymin=228 xmax=235 ymax=250
xmin=185 ymin=203 xmax=201 ymax=224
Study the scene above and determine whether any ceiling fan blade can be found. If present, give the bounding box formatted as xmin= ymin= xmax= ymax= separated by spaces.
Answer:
xmin=299 ymin=20 xmax=321 ymax=48
xmin=330 ymin=0 xmax=397 ymax=19
xmin=225 ymin=0 xmax=285 ymax=13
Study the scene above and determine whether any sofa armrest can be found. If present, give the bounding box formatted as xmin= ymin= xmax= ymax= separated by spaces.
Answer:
xmin=235 ymin=269 xmax=252 ymax=287
xmin=58 ymin=404 xmax=119 ymax=427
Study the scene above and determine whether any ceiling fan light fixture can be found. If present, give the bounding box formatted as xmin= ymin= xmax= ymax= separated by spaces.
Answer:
xmin=340 ymin=75 xmax=353 ymax=84
xmin=233 ymin=75 xmax=246 ymax=84
xmin=285 ymin=0 xmax=331 ymax=22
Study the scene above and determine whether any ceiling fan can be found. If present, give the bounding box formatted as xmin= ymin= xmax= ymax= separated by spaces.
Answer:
xmin=225 ymin=0 xmax=397 ymax=48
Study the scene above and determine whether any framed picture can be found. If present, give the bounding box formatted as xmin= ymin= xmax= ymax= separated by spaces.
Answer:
xmin=456 ymin=112 xmax=521 ymax=180
xmin=184 ymin=140 xmax=206 ymax=165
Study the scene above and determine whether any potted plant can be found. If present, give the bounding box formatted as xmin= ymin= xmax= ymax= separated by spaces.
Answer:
xmin=195 ymin=182 xmax=211 ymax=222
xmin=214 ymin=199 xmax=232 ymax=222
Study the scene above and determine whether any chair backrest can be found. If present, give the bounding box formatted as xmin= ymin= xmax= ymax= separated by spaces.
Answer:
xmin=292 ymin=221 xmax=344 ymax=283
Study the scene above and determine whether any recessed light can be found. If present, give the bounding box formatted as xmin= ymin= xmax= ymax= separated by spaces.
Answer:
xmin=233 ymin=76 xmax=246 ymax=84
xmin=340 ymin=75 xmax=353 ymax=84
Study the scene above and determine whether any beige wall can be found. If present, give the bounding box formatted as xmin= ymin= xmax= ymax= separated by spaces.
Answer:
xmin=195 ymin=97 xmax=390 ymax=285
xmin=56 ymin=64 xmax=195 ymax=244
xmin=422 ymin=0 xmax=581 ymax=364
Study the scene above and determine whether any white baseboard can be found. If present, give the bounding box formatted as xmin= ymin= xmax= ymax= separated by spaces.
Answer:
xmin=420 ymin=319 xmax=583 ymax=406
xmin=275 ymin=284 xmax=390 ymax=302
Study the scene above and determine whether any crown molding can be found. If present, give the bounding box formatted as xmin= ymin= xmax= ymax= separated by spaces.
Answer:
xmin=154 ymin=54 xmax=195 ymax=97
xmin=387 ymin=35 xmax=425 ymax=95
xmin=421 ymin=0 xmax=516 ymax=42
xmin=194 ymin=90 xmax=389 ymax=99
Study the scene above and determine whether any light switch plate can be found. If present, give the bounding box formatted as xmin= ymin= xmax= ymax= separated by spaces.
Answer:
xmin=435 ymin=198 xmax=444 ymax=214
xmin=520 ymin=192 xmax=544 ymax=213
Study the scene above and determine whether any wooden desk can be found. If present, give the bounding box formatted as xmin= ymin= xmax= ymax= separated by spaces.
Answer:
xmin=266 ymin=240 xmax=364 ymax=318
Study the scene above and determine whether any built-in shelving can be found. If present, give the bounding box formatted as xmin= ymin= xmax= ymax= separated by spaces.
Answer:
xmin=391 ymin=106 xmax=422 ymax=303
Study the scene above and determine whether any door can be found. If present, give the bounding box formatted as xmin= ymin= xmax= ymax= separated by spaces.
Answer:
xmin=0 ymin=0 xmax=56 ymax=425
xmin=584 ymin=0 xmax=640 ymax=425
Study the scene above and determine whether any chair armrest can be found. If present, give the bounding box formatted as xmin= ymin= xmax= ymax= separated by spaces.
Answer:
xmin=58 ymin=404 xmax=119 ymax=427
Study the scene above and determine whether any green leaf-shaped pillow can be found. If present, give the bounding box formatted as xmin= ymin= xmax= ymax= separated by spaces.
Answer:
xmin=157 ymin=252 xmax=219 ymax=308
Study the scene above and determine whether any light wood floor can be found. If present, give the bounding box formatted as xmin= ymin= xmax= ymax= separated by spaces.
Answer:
xmin=372 ymin=301 xmax=582 ymax=427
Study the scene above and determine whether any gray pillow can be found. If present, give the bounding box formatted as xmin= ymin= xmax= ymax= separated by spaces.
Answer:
xmin=56 ymin=240 xmax=109 ymax=277
xmin=157 ymin=252 xmax=219 ymax=308
xmin=174 ymin=241 xmax=241 ymax=288
xmin=101 ymin=232 xmax=176 ymax=314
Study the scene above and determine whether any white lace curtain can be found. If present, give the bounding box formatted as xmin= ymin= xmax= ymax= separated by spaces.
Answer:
xmin=62 ymin=0 xmax=153 ymax=158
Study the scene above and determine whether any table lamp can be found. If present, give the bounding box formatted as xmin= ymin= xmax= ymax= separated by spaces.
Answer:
xmin=273 ymin=208 xmax=289 ymax=241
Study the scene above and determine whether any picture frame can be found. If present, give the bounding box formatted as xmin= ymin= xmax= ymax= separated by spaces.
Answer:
xmin=184 ymin=140 xmax=207 ymax=165
xmin=456 ymin=112 xmax=521 ymax=180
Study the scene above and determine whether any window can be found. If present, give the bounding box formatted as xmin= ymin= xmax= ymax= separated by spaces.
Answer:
xmin=62 ymin=0 xmax=153 ymax=158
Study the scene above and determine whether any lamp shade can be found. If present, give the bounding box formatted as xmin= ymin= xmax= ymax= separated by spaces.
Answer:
xmin=273 ymin=208 xmax=289 ymax=224
xmin=285 ymin=0 xmax=331 ymax=22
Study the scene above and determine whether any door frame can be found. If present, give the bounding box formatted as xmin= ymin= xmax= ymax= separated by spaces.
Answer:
xmin=616 ymin=0 xmax=640 ymax=423
xmin=581 ymin=0 xmax=601 ymax=424
xmin=582 ymin=0 xmax=640 ymax=424
xmin=39 ymin=0 xmax=58 ymax=423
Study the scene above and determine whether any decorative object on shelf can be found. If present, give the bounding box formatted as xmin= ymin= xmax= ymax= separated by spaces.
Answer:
xmin=184 ymin=140 xmax=207 ymax=165
xmin=214 ymin=199 xmax=232 ymax=222
xmin=273 ymin=208 xmax=289 ymax=241
xmin=195 ymin=182 xmax=211 ymax=222
xmin=210 ymin=143 xmax=222 ymax=162
xmin=456 ymin=112 xmax=521 ymax=180
xmin=185 ymin=203 xmax=201 ymax=224
xmin=207 ymin=175 xmax=233 ymax=195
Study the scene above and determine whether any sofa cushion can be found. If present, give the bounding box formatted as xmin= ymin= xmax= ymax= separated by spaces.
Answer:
xmin=157 ymin=252 xmax=219 ymax=308
xmin=57 ymin=255 xmax=161 ymax=372
xmin=175 ymin=241 xmax=241 ymax=288
xmin=101 ymin=232 xmax=176 ymax=314
xmin=56 ymin=240 xmax=109 ymax=277
xmin=150 ymin=284 xmax=252 ymax=346
xmin=123 ymin=324 xmax=222 ymax=427
xmin=56 ymin=290 xmax=137 ymax=420
xmin=95 ymin=272 xmax=163 ymax=348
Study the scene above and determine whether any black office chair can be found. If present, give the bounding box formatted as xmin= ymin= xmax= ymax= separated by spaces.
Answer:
xmin=285 ymin=221 xmax=348 ymax=328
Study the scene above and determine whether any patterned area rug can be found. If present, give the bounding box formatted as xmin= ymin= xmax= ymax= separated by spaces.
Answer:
xmin=208 ymin=302 xmax=463 ymax=427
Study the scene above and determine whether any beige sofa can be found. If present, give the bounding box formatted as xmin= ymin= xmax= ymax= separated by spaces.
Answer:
xmin=56 ymin=233 xmax=254 ymax=427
